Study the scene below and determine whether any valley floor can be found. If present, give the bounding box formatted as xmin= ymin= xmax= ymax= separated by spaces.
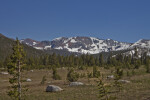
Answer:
xmin=0 ymin=67 xmax=150 ymax=100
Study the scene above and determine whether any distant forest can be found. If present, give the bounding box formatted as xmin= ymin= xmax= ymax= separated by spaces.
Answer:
xmin=1 ymin=47 xmax=150 ymax=72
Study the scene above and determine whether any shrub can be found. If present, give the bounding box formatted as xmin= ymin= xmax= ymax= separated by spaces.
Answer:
xmin=146 ymin=64 xmax=150 ymax=73
xmin=93 ymin=66 xmax=100 ymax=78
xmin=78 ymin=66 xmax=85 ymax=70
xmin=80 ymin=73 xmax=86 ymax=78
xmin=87 ymin=72 xmax=93 ymax=78
xmin=40 ymin=75 xmax=47 ymax=85
xmin=126 ymin=70 xmax=130 ymax=77
xmin=52 ymin=67 xmax=61 ymax=80
xmin=115 ymin=67 xmax=123 ymax=79
xmin=131 ymin=69 xmax=135 ymax=76
xmin=67 ymin=68 xmax=79 ymax=82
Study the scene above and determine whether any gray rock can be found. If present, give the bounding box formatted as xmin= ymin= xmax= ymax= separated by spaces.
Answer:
xmin=47 ymin=81 xmax=51 ymax=84
xmin=0 ymin=72 xmax=8 ymax=75
xmin=118 ymin=80 xmax=130 ymax=83
xmin=1 ymin=80 xmax=8 ymax=82
xmin=46 ymin=85 xmax=63 ymax=92
xmin=30 ymin=70 xmax=34 ymax=72
xmin=70 ymin=82 xmax=84 ymax=86
xmin=107 ymin=75 xmax=114 ymax=79
xmin=26 ymin=78 xmax=32 ymax=82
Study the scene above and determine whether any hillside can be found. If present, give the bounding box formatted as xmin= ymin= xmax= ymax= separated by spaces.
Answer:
xmin=0 ymin=34 xmax=83 ymax=62
xmin=0 ymin=33 xmax=46 ymax=61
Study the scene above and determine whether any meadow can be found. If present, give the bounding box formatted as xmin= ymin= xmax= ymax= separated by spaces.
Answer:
xmin=0 ymin=66 xmax=150 ymax=100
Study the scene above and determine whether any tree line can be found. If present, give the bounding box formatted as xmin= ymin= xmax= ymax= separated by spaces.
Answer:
xmin=1 ymin=47 xmax=150 ymax=71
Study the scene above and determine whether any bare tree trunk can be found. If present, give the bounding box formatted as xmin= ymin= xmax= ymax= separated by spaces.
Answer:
xmin=18 ymin=61 xmax=21 ymax=100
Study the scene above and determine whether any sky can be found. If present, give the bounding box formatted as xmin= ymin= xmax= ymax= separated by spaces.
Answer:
xmin=0 ymin=0 xmax=150 ymax=43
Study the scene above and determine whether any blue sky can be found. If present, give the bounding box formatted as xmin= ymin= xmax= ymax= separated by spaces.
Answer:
xmin=0 ymin=0 xmax=150 ymax=43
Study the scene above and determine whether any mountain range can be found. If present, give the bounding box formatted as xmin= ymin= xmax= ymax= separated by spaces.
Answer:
xmin=0 ymin=33 xmax=150 ymax=62
xmin=21 ymin=36 xmax=150 ymax=54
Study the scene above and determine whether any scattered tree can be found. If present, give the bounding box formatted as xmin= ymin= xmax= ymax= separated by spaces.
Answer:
xmin=114 ymin=68 xmax=123 ymax=92
xmin=93 ymin=66 xmax=100 ymax=78
xmin=67 ymin=68 xmax=79 ymax=82
xmin=52 ymin=67 xmax=61 ymax=80
xmin=7 ymin=38 xmax=25 ymax=100
xmin=146 ymin=59 xmax=150 ymax=73
xmin=98 ymin=79 xmax=109 ymax=100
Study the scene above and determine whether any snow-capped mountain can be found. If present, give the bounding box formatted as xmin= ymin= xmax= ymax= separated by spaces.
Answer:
xmin=21 ymin=36 xmax=132 ymax=54
xmin=123 ymin=39 xmax=150 ymax=57
xmin=130 ymin=39 xmax=150 ymax=49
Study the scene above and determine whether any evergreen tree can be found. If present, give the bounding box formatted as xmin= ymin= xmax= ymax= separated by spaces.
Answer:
xmin=146 ymin=59 xmax=150 ymax=73
xmin=143 ymin=52 xmax=147 ymax=64
xmin=114 ymin=68 xmax=123 ymax=92
xmin=51 ymin=53 xmax=58 ymax=66
xmin=0 ymin=61 xmax=4 ymax=68
xmin=93 ymin=66 xmax=100 ymax=78
xmin=3 ymin=56 xmax=11 ymax=68
xmin=43 ymin=55 xmax=49 ymax=66
xmin=67 ymin=68 xmax=79 ymax=82
xmin=134 ymin=59 xmax=141 ymax=69
xmin=107 ymin=54 xmax=113 ymax=65
xmin=74 ymin=57 xmax=79 ymax=66
xmin=97 ymin=79 xmax=109 ymax=100
xmin=7 ymin=38 xmax=25 ymax=100
xmin=134 ymin=47 xmax=138 ymax=58
xmin=52 ymin=67 xmax=61 ymax=80
xmin=27 ymin=57 xmax=34 ymax=66
xmin=99 ymin=54 xmax=104 ymax=67
xmin=95 ymin=57 xmax=100 ymax=66
xmin=89 ymin=55 xmax=95 ymax=66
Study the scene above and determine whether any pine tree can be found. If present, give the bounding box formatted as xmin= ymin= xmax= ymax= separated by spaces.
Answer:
xmin=99 ymin=54 xmax=104 ymax=67
xmin=7 ymin=38 xmax=25 ymax=100
xmin=114 ymin=68 xmax=123 ymax=92
xmin=93 ymin=66 xmax=100 ymax=78
xmin=146 ymin=59 xmax=150 ymax=73
xmin=97 ymin=79 xmax=109 ymax=100
xmin=52 ymin=67 xmax=61 ymax=80
xmin=134 ymin=47 xmax=138 ymax=58
xmin=95 ymin=57 xmax=99 ymax=66
xmin=67 ymin=68 xmax=79 ymax=82
xmin=43 ymin=55 xmax=49 ymax=66
xmin=89 ymin=55 xmax=95 ymax=66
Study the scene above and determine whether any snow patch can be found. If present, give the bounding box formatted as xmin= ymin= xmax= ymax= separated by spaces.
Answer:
xmin=44 ymin=46 xmax=51 ymax=49
xmin=53 ymin=37 xmax=62 ymax=41
xmin=55 ymin=47 xmax=63 ymax=49
xmin=70 ymin=39 xmax=77 ymax=43
xmin=34 ymin=47 xmax=43 ymax=50
xmin=33 ymin=42 xmax=37 ymax=45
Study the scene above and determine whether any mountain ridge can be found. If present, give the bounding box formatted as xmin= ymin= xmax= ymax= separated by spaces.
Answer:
xmin=20 ymin=36 xmax=150 ymax=54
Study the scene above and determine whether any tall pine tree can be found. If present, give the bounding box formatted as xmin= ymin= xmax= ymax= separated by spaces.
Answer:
xmin=7 ymin=38 xmax=25 ymax=100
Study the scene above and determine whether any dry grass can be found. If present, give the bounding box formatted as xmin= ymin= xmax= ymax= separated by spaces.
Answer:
xmin=0 ymin=67 xmax=150 ymax=100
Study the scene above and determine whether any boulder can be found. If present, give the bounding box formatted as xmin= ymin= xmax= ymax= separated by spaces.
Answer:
xmin=26 ymin=78 xmax=32 ymax=82
xmin=70 ymin=82 xmax=84 ymax=86
xmin=107 ymin=75 xmax=114 ymax=79
xmin=118 ymin=80 xmax=130 ymax=83
xmin=0 ymin=72 xmax=8 ymax=75
xmin=30 ymin=70 xmax=34 ymax=72
xmin=46 ymin=85 xmax=63 ymax=92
